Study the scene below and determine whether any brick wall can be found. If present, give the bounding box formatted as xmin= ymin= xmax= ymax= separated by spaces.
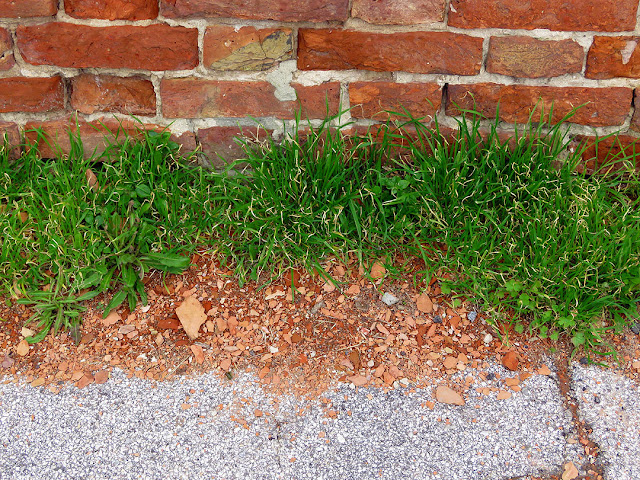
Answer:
xmin=0 ymin=0 xmax=639 ymax=165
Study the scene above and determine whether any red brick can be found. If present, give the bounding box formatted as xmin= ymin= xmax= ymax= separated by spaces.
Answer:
xmin=24 ymin=118 xmax=170 ymax=158
xmin=17 ymin=23 xmax=197 ymax=71
xmin=448 ymin=0 xmax=638 ymax=32
xmin=198 ymin=126 xmax=271 ymax=167
xmin=351 ymin=0 xmax=445 ymax=25
xmin=631 ymin=90 xmax=640 ymax=132
xmin=0 ymin=0 xmax=56 ymax=17
xmin=0 ymin=77 xmax=64 ymax=113
xmin=349 ymin=82 xmax=442 ymax=120
xmin=487 ymin=36 xmax=584 ymax=78
xmin=586 ymin=37 xmax=640 ymax=79
xmin=65 ymin=0 xmax=158 ymax=20
xmin=0 ymin=121 xmax=21 ymax=159
xmin=161 ymin=0 xmax=348 ymax=22
xmin=70 ymin=75 xmax=156 ymax=115
xmin=574 ymin=135 xmax=640 ymax=174
xmin=446 ymin=84 xmax=632 ymax=127
xmin=161 ymin=79 xmax=340 ymax=119
xmin=0 ymin=27 xmax=14 ymax=70
xmin=171 ymin=131 xmax=197 ymax=155
xmin=298 ymin=29 xmax=482 ymax=75
xmin=203 ymin=26 xmax=293 ymax=71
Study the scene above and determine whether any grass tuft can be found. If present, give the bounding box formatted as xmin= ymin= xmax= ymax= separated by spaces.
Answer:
xmin=1 ymin=110 xmax=639 ymax=355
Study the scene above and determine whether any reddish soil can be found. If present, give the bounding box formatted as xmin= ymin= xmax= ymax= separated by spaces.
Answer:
xmin=1 ymin=251 xmax=638 ymax=402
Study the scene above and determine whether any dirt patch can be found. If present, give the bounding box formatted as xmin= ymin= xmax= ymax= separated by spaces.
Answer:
xmin=0 ymin=251 xmax=638 ymax=403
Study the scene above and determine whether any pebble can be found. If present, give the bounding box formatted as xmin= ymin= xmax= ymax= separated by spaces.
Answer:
xmin=630 ymin=322 xmax=640 ymax=335
xmin=337 ymin=433 xmax=346 ymax=444
xmin=435 ymin=385 xmax=465 ymax=406
xmin=381 ymin=293 xmax=399 ymax=306
xmin=433 ymin=315 xmax=443 ymax=324
xmin=467 ymin=311 xmax=477 ymax=322
xmin=483 ymin=333 xmax=493 ymax=344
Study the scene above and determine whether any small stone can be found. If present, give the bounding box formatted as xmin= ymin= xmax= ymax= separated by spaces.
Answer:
xmin=77 ymin=374 xmax=94 ymax=389
xmin=175 ymin=296 xmax=207 ymax=340
xmin=381 ymin=292 xmax=399 ymax=306
xmin=632 ymin=360 xmax=640 ymax=369
xmin=94 ymin=370 xmax=109 ymax=384
xmin=416 ymin=294 xmax=433 ymax=313
xmin=337 ymin=433 xmax=346 ymax=443
xmin=467 ymin=311 xmax=477 ymax=321
xmin=630 ymin=322 xmax=640 ymax=335
xmin=432 ymin=315 xmax=443 ymax=324
xmin=269 ymin=346 xmax=279 ymax=354
xmin=118 ymin=324 xmax=136 ymax=335
xmin=483 ymin=333 xmax=493 ymax=344
xmin=502 ymin=351 xmax=519 ymax=371
xmin=496 ymin=390 xmax=512 ymax=400
xmin=155 ymin=333 xmax=164 ymax=346
xmin=347 ymin=374 xmax=368 ymax=386
xmin=579 ymin=357 xmax=589 ymax=365
xmin=538 ymin=364 xmax=552 ymax=376
xmin=561 ymin=461 xmax=579 ymax=480
xmin=1 ymin=355 xmax=14 ymax=369
xmin=16 ymin=340 xmax=29 ymax=357
xmin=190 ymin=345 xmax=205 ymax=365
xmin=370 ymin=262 xmax=386 ymax=280
xmin=443 ymin=356 xmax=457 ymax=369
xmin=21 ymin=327 xmax=35 ymax=338
xmin=435 ymin=385 xmax=465 ymax=406
xmin=102 ymin=310 xmax=121 ymax=326
xmin=31 ymin=377 xmax=45 ymax=387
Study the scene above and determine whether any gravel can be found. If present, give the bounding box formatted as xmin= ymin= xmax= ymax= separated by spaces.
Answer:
xmin=0 ymin=361 xmax=585 ymax=480
xmin=571 ymin=364 xmax=640 ymax=480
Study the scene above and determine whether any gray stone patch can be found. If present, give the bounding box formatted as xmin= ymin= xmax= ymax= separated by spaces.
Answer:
xmin=572 ymin=364 xmax=640 ymax=480
xmin=0 ymin=363 xmax=582 ymax=480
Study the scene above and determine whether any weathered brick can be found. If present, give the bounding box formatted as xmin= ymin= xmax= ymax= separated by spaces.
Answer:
xmin=0 ymin=27 xmax=14 ymax=71
xmin=350 ymin=82 xmax=442 ymax=120
xmin=0 ymin=0 xmax=56 ymax=17
xmin=198 ymin=126 xmax=271 ymax=167
xmin=446 ymin=84 xmax=632 ymax=127
xmin=203 ymin=26 xmax=293 ymax=71
xmin=161 ymin=79 xmax=340 ymax=119
xmin=161 ymin=0 xmax=349 ymax=22
xmin=351 ymin=0 xmax=445 ymax=25
xmin=0 ymin=121 xmax=21 ymax=159
xmin=17 ymin=23 xmax=198 ymax=71
xmin=70 ymin=75 xmax=156 ymax=116
xmin=298 ymin=29 xmax=482 ymax=75
xmin=448 ymin=0 xmax=638 ymax=32
xmin=574 ymin=135 xmax=640 ymax=173
xmin=65 ymin=0 xmax=159 ymax=20
xmin=586 ymin=37 xmax=640 ymax=79
xmin=24 ymin=118 xmax=176 ymax=158
xmin=0 ymin=76 xmax=64 ymax=113
xmin=487 ymin=36 xmax=583 ymax=78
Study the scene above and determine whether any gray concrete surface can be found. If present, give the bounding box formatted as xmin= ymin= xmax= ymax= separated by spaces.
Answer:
xmin=0 ymin=360 xmax=597 ymax=480
xmin=572 ymin=364 xmax=640 ymax=480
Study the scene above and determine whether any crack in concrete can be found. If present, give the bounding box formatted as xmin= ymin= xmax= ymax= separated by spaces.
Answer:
xmin=555 ymin=356 xmax=606 ymax=480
